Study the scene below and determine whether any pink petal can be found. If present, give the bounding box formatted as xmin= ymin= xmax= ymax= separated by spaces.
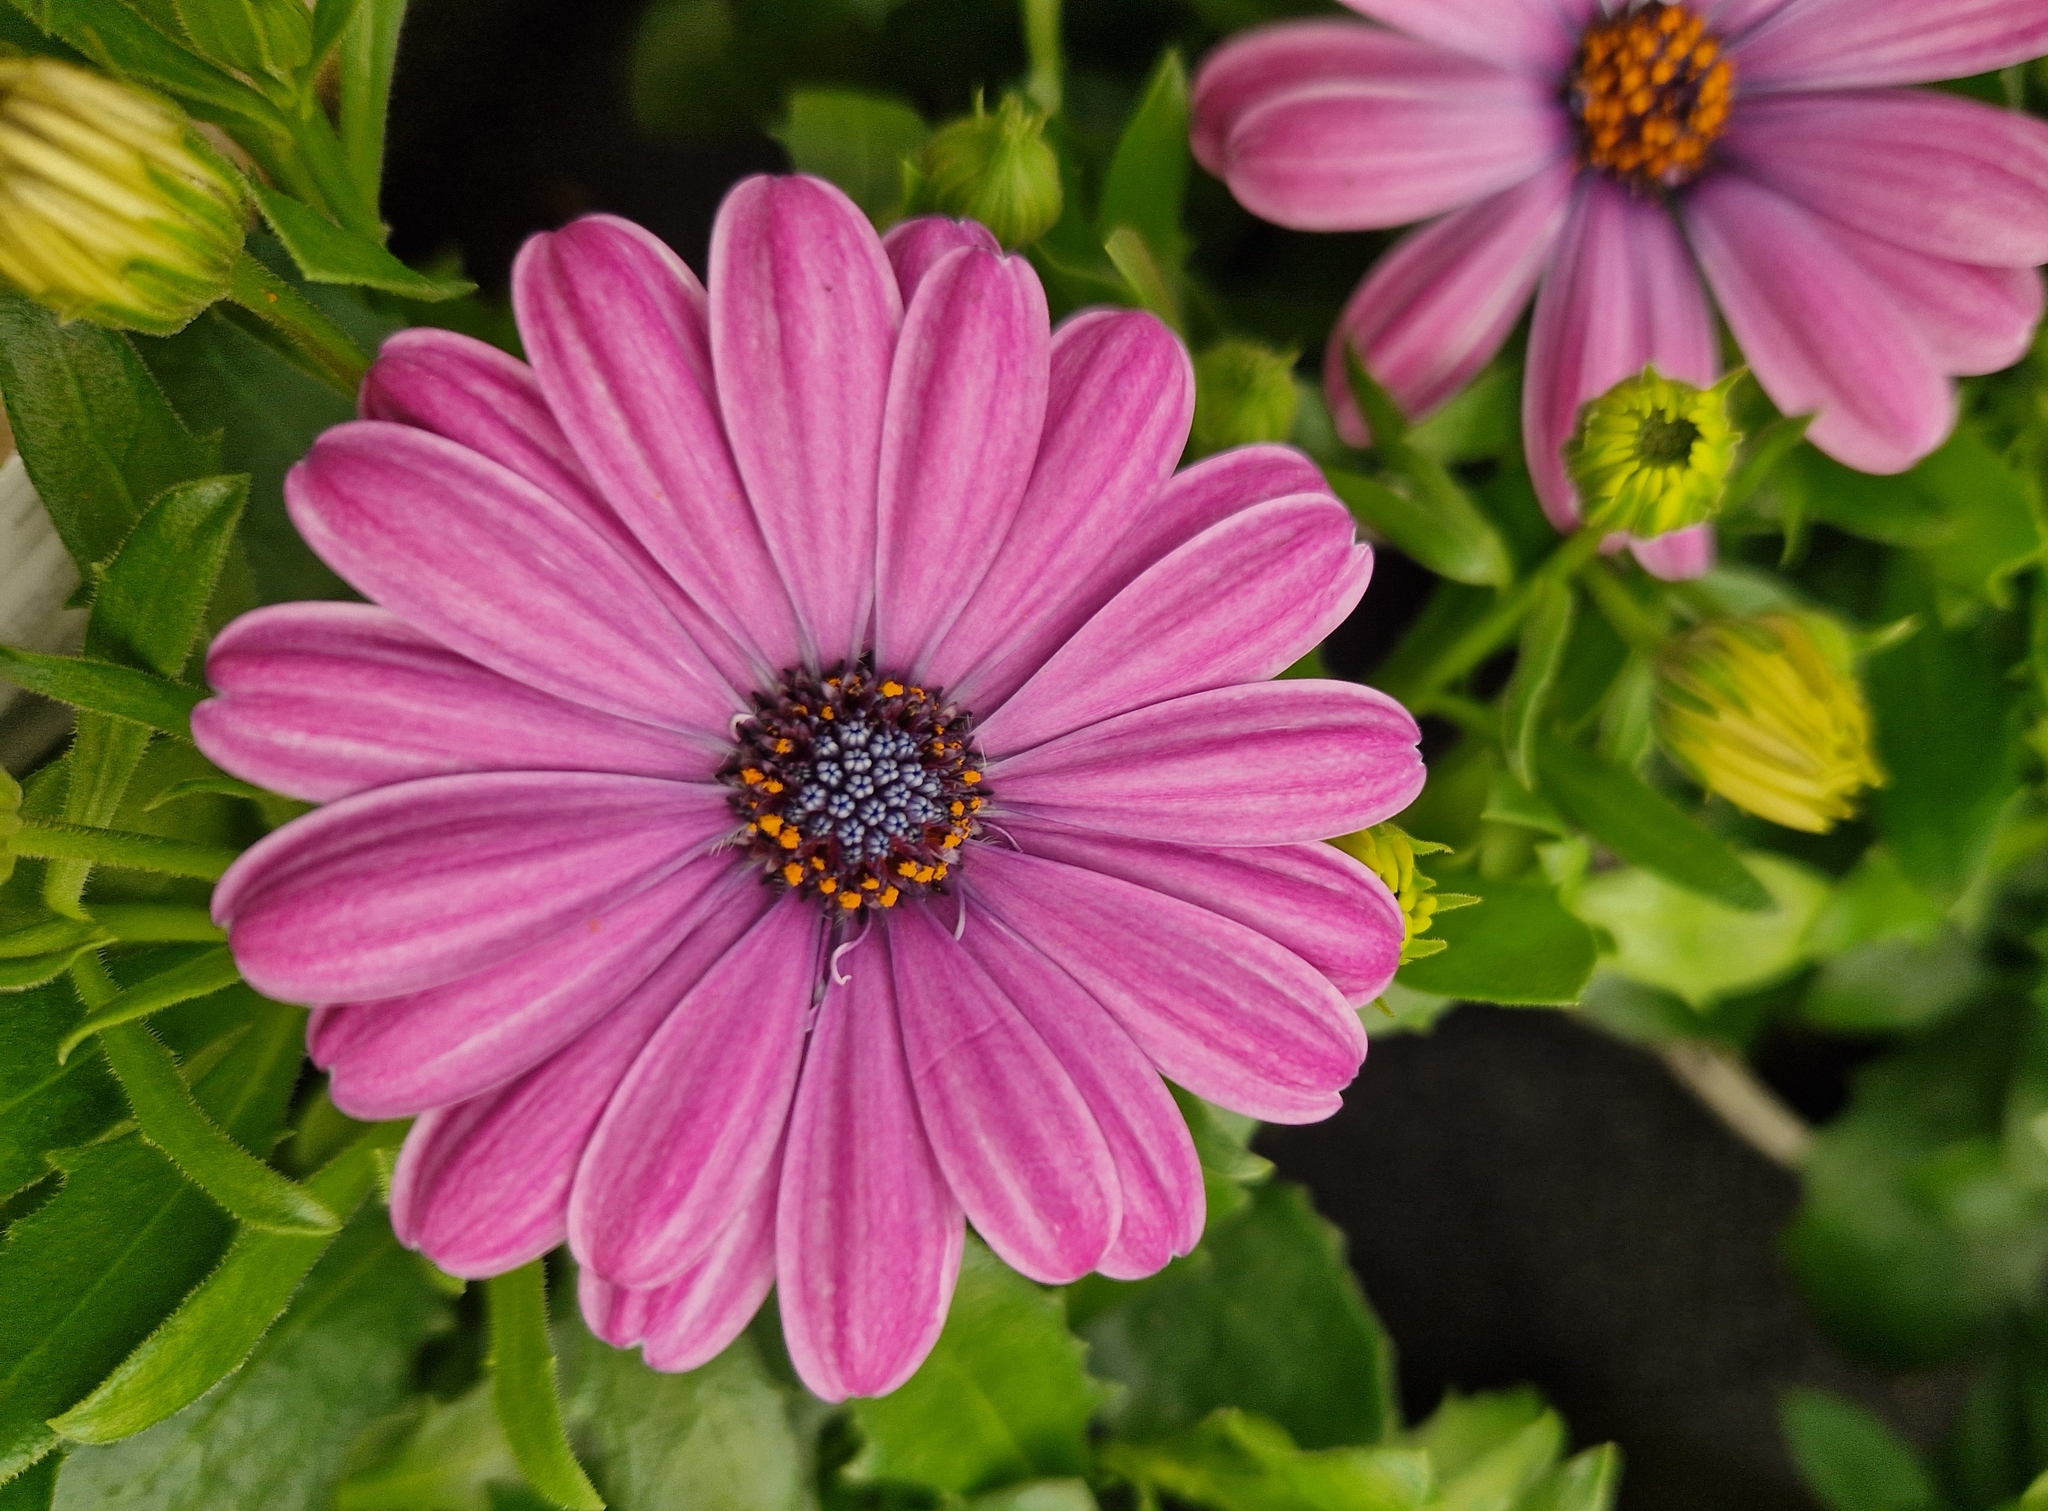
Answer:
xmin=1525 ymin=177 xmax=1718 ymax=531
xmin=1006 ymin=822 xmax=1405 ymax=1006
xmin=980 ymin=495 xmax=1371 ymax=756
xmin=1330 ymin=0 xmax=1585 ymax=75
xmin=312 ymin=855 xmax=732 ymax=1119
xmin=1217 ymin=69 xmax=1570 ymax=232
xmin=988 ymin=680 xmax=1425 ymax=846
xmin=1684 ymin=172 xmax=1954 ymax=475
xmin=928 ymin=309 xmax=1193 ymax=709
xmin=285 ymin=423 xmax=738 ymax=734
xmin=388 ymin=876 xmax=774 ymax=1276
xmin=215 ymin=771 xmax=733 ymax=1003
xmin=967 ymin=846 xmax=1367 ymax=1124
xmin=1711 ymin=0 xmax=1799 ymax=34
xmin=777 ymin=946 xmax=962 ymax=1402
xmin=512 ymin=213 xmax=804 ymax=678
xmin=1192 ymin=21 xmax=1490 ymax=176
xmin=1629 ymin=525 xmax=1719 ymax=583
xmin=1836 ymin=236 xmax=2045 ymax=378
xmin=1324 ymin=160 xmax=1575 ymax=446
xmin=710 ymin=174 xmax=901 ymax=668
xmin=955 ymin=912 xmax=1203 ymax=1280
xmin=194 ymin=603 xmax=713 ymax=805
xmin=570 ymin=892 xmax=821 ymax=1288
xmin=888 ymin=906 xmax=1120 ymax=1284
xmin=1721 ymin=91 xmax=2048 ymax=269
xmin=579 ymin=1166 xmax=778 ymax=1370
xmin=1732 ymin=0 xmax=2048 ymax=93
xmin=874 ymin=246 xmax=1050 ymax=675
xmin=881 ymin=216 xmax=1001 ymax=300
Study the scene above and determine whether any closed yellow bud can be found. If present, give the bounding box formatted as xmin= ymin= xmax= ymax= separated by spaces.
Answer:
xmin=1335 ymin=823 xmax=1475 ymax=965
xmin=1564 ymin=366 xmax=1742 ymax=537
xmin=1654 ymin=613 xmax=1884 ymax=833
xmin=915 ymin=92 xmax=1062 ymax=250
xmin=1191 ymin=340 xmax=1300 ymax=457
xmin=0 ymin=59 xmax=246 ymax=335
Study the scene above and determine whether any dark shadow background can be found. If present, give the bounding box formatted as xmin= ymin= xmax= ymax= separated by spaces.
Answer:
xmin=380 ymin=2 xmax=1963 ymax=1503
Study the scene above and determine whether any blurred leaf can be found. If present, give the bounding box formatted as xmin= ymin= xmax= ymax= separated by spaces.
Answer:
xmin=1518 ymin=1446 xmax=1622 ymax=1511
xmin=0 ymin=649 xmax=203 ymax=740
xmin=969 ymin=1481 xmax=1097 ymax=1511
xmin=1778 ymin=1389 xmax=1943 ymax=1511
xmin=1407 ymin=365 xmax=1518 ymax=467
xmin=1097 ymin=51 xmax=1189 ymax=272
xmin=1172 ymin=1085 xmax=1272 ymax=1225
xmin=172 ymin=0 xmax=310 ymax=84
xmin=849 ymin=1237 xmax=1102 ymax=1494
xmin=486 ymin=1264 xmax=602 ymax=1511
xmin=0 ymin=290 xmax=217 ymax=573
xmin=307 ymin=0 xmax=361 ymax=67
xmin=50 ymin=1213 xmax=450 ymax=1511
xmin=1802 ymin=932 xmax=1984 ymax=1035
xmin=1103 ymin=227 xmax=1180 ymax=331
xmin=1082 ymin=1181 xmax=1395 ymax=1451
xmin=771 ymin=90 xmax=925 ymax=223
xmin=1804 ymin=848 xmax=1946 ymax=957
xmin=1408 ymin=1387 xmax=1560 ymax=1487
xmin=1571 ymin=852 xmax=1830 ymax=1011
xmin=254 ymin=187 xmax=475 ymax=300
xmin=337 ymin=0 xmax=405 ymax=208
xmin=1395 ymin=875 xmax=1597 ymax=1008
xmin=0 ymin=976 xmax=122 ymax=1199
xmin=1100 ymin=1410 xmax=1431 ymax=1511
xmin=1534 ymin=734 xmax=1773 ymax=912
xmin=1323 ymin=466 xmax=1512 ymax=588
xmin=334 ymin=1384 xmax=520 ymax=1511
xmin=1501 ymin=583 xmax=1575 ymax=789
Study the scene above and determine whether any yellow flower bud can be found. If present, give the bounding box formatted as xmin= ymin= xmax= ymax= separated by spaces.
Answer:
xmin=914 ymin=92 xmax=1062 ymax=250
xmin=1564 ymin=366 xmax=1742 ymax=537
xmin=1335 ymin=823 xmax=1475 ymax=965
xmin=1654 ymin=613 xmax=1884 ymax=833
xmin=1191 ymin=340 xmax=1299 ymax=457
xmin=0 ymin=59 xmax=246 ymax=335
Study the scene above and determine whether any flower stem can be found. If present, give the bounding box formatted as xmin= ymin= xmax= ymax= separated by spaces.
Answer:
xmin=224 ymin=251 xmax=370 ymax=397
xmin=1581 ymin=559 xmax=1669 ymax=655
xmin=12 ymin=817 xmax=240 ymax=881
xmin=1379 ymin=529 xmax=1605 ymax=706
xmin=1659 ymin=1040 xmax=1813 ymax=1169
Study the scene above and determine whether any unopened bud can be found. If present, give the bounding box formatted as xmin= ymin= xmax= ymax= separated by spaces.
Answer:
xmin=1336 ymin=823 xmax=1474 ymax=965
xmin=1655 ymin=613 xmax=1883 ymax=833
xmin=0 ymin=59 xmax=246 ymax=335
xmin=1191 ymin=340 xmax=1299 ymax=457
xmin=915 ymin=92 xmax=1062 ymax=250
xmin=1565 ymin=366 xmax=1741 ymax=537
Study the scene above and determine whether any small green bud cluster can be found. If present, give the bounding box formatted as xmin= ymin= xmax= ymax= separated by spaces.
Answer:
xmin=913 ymin=92 xmax=1062 ymax=250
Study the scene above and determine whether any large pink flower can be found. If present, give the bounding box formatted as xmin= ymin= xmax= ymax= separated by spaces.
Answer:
xmin=1193 ymin=0 xmax=2048 ymax=579
xmin=193 ymin=178 xmax=1422 ymax=1399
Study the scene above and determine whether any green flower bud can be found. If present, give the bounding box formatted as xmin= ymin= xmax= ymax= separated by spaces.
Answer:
xmin=1654 ymin=612 xmax=1884 ymax=834
xmin=1335 ymin=823 xmax=1476 ymax=965
xmin=1564 ymin=366 xmax=1742 ymax=537
xmin=0 ymin=59 xmax=246 ymax=336
xmin=1190 ymin=340 xmax=1300 ymax=457
xmin=915 ymin=92 xmax=1062 ymax=250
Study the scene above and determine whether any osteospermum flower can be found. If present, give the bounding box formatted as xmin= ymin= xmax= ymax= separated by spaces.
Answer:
xmin=193 ymin=177 xmax=1423 ymax=1399
xmin=1192 ymin=0 xmax=2048 ymax=579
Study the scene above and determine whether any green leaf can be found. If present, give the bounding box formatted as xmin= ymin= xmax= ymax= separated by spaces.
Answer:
xmin=1323 ymin=466 xmax=1513 ymax=589
xmin=2026 ymin=1470 xmax=2048 ymax=1511
xmin=172 ymin=0 xmax=311 ymax=84
xmin=1501 ymin=583 xmax=1575 ymax=789
xmin=48 ymin=1127 xmax=396 ymax=1443
xmin=1408 ymin=1390 xmax=1565 ymax=1511
xmin=1394 ymin=876 xmax=1597 ymax=1008
xmin=1778 ymin=1390 xmax=1942 ymax=1511
xmin=849 ymin=1238 xmax=1102 ymax=1494
xmin=0 ymin=648 xmax=203 ymax=739
xmin=0 ymin=291 xmax=217 ymax=573
xmin=337 ymin=0 xmax=405 ymax=209
xmin=1342 ymin=347 xmax=1408 ymax=447
xmin=307 ymin=0 xmax=361 ymax=67
xmin=1517 ymin=1446 xmax=1622 ymax=1511
xmin=1102 ymin=227 xmax=1180 ymax=332
xmin=50 ymin=1213 xmax=451 ymax=1511
xmin=1172 ymin=1085 xmax=1272 ymax=1224
xmin=1802 ymin=932 xmax=1983 ymax=1035
xmin=56 ymin=947 xmax=241 ymax=1062
xmin=97 ymin=1021 xmax=337 ymax=1236
xmin=1571 ymin=852 xmax=1831 ymax=1011
xmin=86 ymin=474 xmax=248 ymax=679
xmin=968 ymin=1481 xmax=1099 ymax=1511
xmin=0 ymin=977 xmax=123 ymax=1200
xmin=486 ymin=1264 xmax=603 ymax=1511
xmin=252 ymin=185 xmax=475 ymax=301
xmin=1082 ymin=1181 xmax=1394 ymax=1451
xmin=0 ymin=1455 xmax=57 ymax=1511
xmin=1100 ymin=1410 xmax=1431 ymax=1511
xmin=335 ymin=1384 xmax=522 ymax=1511
xmin=1533 ymin=734 xmax=1772 ymax=911
xmin=770 ymin=90 xmax=927 ymax=223
xmin=1096 ymin=51 xmax=1189 ymax=269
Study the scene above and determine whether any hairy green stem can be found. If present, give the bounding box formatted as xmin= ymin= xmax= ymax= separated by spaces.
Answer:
xmin=13 ymin=817 xmax=240 ymax=881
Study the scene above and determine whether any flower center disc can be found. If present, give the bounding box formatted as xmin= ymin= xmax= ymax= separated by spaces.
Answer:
xmin=722 ymin=665 xmax=987 ymax=912
xmin=1567 ymin=2 xmax=1733 ymax=191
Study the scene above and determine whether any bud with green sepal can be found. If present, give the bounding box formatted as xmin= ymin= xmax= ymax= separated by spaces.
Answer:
xmin=1653 ymin=612 xmax=1884 ymax=834
xmin=910 ymin=91 xmax=1062 ymax=250
xmin=1565 ymin=366 xmax=1744 ymax=538
xmin=1191 ymin=340 xmax=1299 ymax=457
xmin=1336 ymin=823 xmax=1476 ymax=965
xmin=0 ymin=58 xmax=246 ymax=336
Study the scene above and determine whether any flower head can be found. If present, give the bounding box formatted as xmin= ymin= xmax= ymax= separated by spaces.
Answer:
xmin=915 ymin=93 xmax=1063 ymax=249
xmin=1564 ymin=366 xmax=1741 ymax=538
xmin=193 ymin=179 xmax=1422 ymax=1400
xmin=1192 ymin=0 xmax=2048 ymax=580
xmin=1654 ymin=612 xmax=1883 ymax=832
xmin=0 ymin=59 xmax=245 ymax=335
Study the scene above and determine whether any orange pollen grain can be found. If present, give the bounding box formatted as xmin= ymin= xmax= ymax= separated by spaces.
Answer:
xmin=1567 ymin=2 xmax=1732 ymax=191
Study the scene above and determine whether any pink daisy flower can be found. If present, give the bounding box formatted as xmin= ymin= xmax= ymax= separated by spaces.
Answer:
xmin=1193 ymin=0 xmax=2048 ymax=579
xmin=193 ymin=177 xmax=1423 ymax=1399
